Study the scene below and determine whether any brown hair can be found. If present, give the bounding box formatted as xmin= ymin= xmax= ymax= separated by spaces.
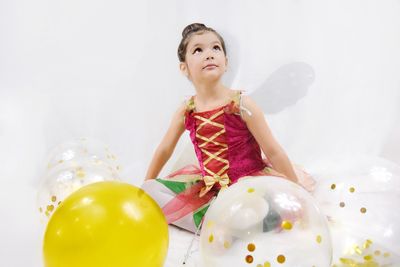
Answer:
xmin=177 ymin=23 xmax=227 ymax=62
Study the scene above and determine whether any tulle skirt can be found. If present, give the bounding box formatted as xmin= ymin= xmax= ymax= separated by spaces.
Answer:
xmin=141 ymin=161 xmax=314 ymax=233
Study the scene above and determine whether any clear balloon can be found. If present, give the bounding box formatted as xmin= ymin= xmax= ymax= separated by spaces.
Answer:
xmin=200 ymin=176 xmax=332 ymax=267
xmin=43 ymin=181 xmax=169 ymax=267
xmin=44 ymin=137 xmax=121 ymax=173
xmin=37 ymin=138 xmax=121 ymax=222
xmin=37 ymin=159 xmax=119 ymax=221
xmin=311 ymin=155 xmax=400 ymax=266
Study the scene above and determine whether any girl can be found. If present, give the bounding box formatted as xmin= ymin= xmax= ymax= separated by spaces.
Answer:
xmin=141 ymin=23 xmax=315 ymax=233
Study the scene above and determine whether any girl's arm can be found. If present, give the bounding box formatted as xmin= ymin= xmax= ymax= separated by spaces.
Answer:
xmin=144 ymin=103 xmax=186 ymax=181
xmin=240 ymin=95 xmax=299 ymax=183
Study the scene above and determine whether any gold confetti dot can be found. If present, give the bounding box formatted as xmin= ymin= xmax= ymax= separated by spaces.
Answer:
xmin=245 ymin=255 xmax=253 ymax=263
xmin=247 ymin=243 xmax=256 ymax=252
xmin=45 ymin=211 xmax=50 ymax=217
xmin=208 ymin=234 xmax=214 ymax=243
xmin=116 ymin=165 xmax=121 ymax=171
xmin=360 ymin=207 xmax=367 ymax=214
xmin=331 ymin=183 xmax=336 ymax=190
xmin=364 ymin=254 xmax=373 ymax=261
xmin=374 ymin=250 xmax=381 ymax=256
xmin=224 ymin=241 xmax=230 ymax=249
xmin=264 ymin=262 xmax=271 ymax=267
xmin=47 ymin=205 xmax=54 ymax=212
xmin=383 ymin=252 xmax=390 ymax=257
xmin=363 ymin=239 xmax=373 ymax=249
xmin=247 ymin=188 xmax=255 ymax=193
xmin=340 ymin=258 xmax=355 ymax=264
xmin=349 ymin=187 xmax=355 ymax=193
xmin=339 ymin=202 xmax=345 ymax=208
xmin=51 ymin=196 xmax=57 ymax=202
xmin=257 ymin=265 xmax=263 ymax=267
xmin=111 ymin=154 xmax=116 ymax=160
xmin=58 ymin=201 xmax=62 ymax=205
xmin=58 ymin=160 xmax=64 ymax=164
xmin=76 ymin=168 xmax=86 ymax=178
xmin=206 ymin=220 xmax=215 ymax=228
xmin=281 ymin=220 xmax=293 ymax=230
xmin=354 ymin=245 xmax=362 ymax=255
xmin=39 ymin=207 xmax=43 ymax=213
xmin=316 ymin=235 xmax=322 ymax=244
xmin=277 ymin=254 xmax=286 ymax=264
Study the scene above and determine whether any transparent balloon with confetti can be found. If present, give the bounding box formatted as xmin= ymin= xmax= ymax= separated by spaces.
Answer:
xmin=37 ymin=138 xmax=121 ymax=223
xmin=311 ymin=155 xmax=400 ymax=266
xmin=200 ymin=176 xmax=332 ymax=267
xmin=45 ymin=137 xmax=121 ymax=173
xmin=37 ymin=159 xmax=120 ymax=222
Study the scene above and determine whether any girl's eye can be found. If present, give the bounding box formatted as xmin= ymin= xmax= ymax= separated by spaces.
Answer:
xmin=213 ymin=45 xmax=221 ymax=51
xmin=193 ymin=48 xmax=202 ymax=54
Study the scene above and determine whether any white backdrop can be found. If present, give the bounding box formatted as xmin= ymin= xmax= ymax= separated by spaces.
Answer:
xmin=1 ymin=0 xmax=400 ymax=266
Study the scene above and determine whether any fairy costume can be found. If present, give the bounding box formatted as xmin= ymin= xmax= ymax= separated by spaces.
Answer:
xmin=142 ymin=90 xmax=312 ymax=233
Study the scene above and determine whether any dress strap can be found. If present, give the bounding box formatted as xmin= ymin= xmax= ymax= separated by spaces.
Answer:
xmin=236 ymin=90 xmax=252 ymax=118
xmin=184 ymin=95 xmax=196 ymax=112
xmin=182 ymin=95 xmax=195 ymax=126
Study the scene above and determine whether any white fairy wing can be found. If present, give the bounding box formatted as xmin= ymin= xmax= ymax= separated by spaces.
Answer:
xmin=170 ymin=134 xmax=199 ymax=173
xmin=249 ymin=62 xmax=315 ymax=114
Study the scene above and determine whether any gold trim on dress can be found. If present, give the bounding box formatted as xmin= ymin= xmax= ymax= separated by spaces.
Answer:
xmin=199 ymin=173 xmax=230 ymax=197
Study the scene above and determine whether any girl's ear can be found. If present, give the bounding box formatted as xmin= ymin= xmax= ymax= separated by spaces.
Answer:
xmin=180 ymin=62 xmax=191 ymax=79
xmin=179 ymin=62 xmax=188 ymax=77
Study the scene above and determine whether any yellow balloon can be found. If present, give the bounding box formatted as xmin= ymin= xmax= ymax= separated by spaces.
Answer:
xmin=43 ymin=181 xmax=168 ymax=267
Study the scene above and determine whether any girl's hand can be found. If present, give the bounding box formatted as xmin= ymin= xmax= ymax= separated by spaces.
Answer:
xmin=294 ymin=166 xmax=316 ymax=193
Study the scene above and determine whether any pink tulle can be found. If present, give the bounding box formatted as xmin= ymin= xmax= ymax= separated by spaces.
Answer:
xmin=162 ymin=164 xmax=216 ymax=223
xmin=162 ymin=181 xmax=216 ymax=223
xmin=165 ymin=164 xmax=202 ymax=178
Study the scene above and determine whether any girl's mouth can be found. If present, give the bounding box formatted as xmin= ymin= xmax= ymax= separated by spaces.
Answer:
xmin=203 ymin=64 xmax=218 ymax=69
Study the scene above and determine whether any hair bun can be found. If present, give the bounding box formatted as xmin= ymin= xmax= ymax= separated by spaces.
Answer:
xmin=182 ymin=23 xmax=207 ymax=38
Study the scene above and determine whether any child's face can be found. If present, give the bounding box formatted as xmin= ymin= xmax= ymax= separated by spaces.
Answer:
xmin=180 ymin=31 xmax=228 ymax=84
